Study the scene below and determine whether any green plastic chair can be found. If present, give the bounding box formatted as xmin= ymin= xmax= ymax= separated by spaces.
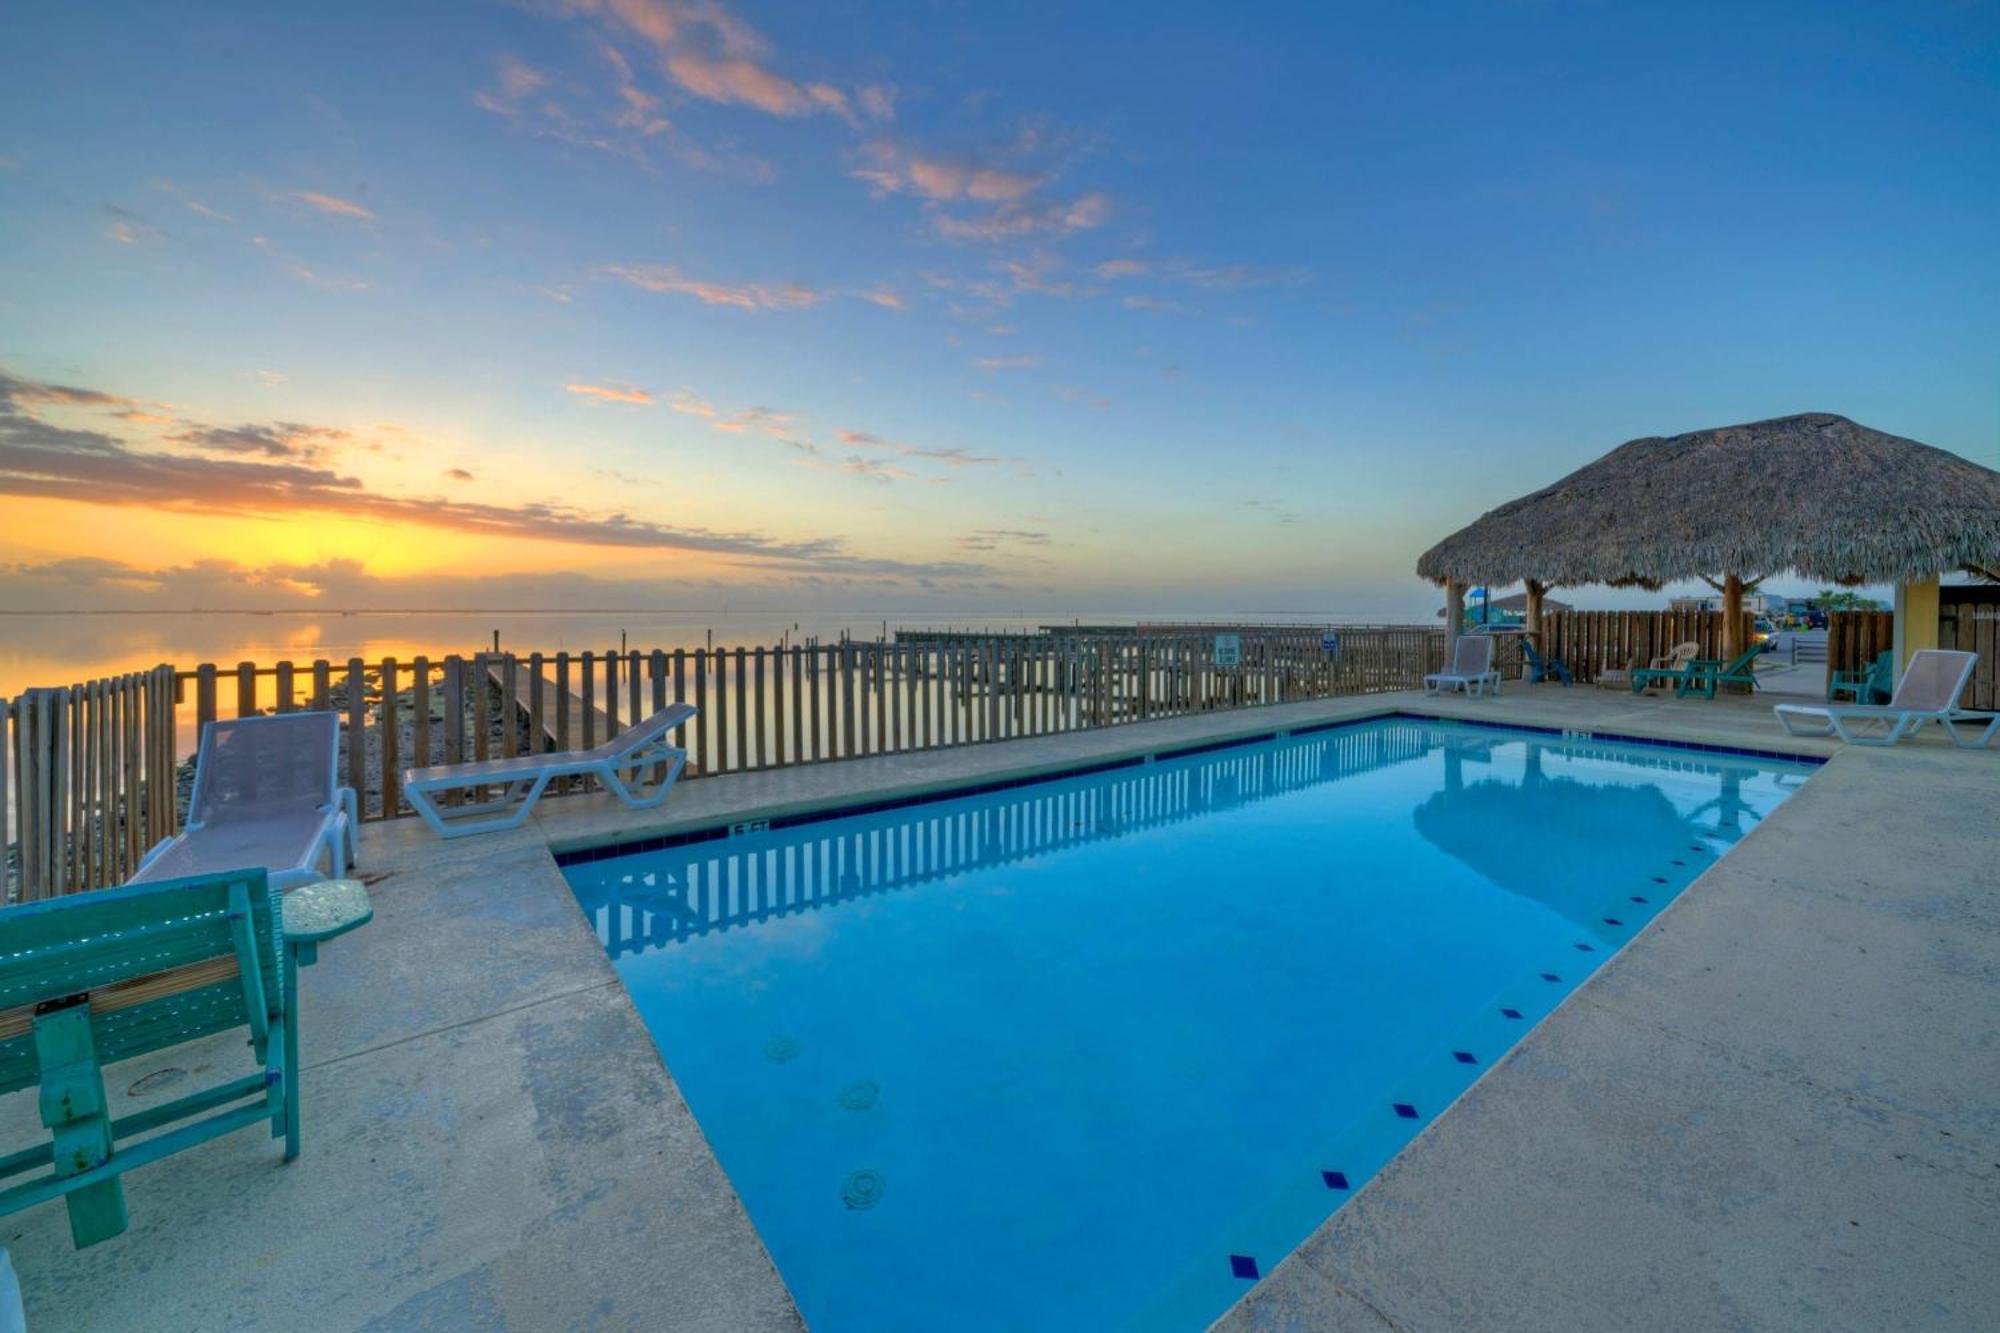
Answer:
xmin=1675 ymin=644 xmax=1766 ymax=699
xmin=0 ymin=871 xmax=370 ymax=1249
xmin=1828 ymin=649 xmax=1893 ymax=704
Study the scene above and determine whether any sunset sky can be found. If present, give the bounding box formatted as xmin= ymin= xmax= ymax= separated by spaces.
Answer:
xmin=2 ymin=1 xmax=1996 ymax=617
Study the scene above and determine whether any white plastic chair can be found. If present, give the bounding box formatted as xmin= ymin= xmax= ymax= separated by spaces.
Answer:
xmin=1424 ymin=635 xmax=1501 ymax=698
xmin=403 ymin=703 xmax=697 ymax=838
xmin=1774 ymin=649 xmax=1988 ymax=747
xmin=130 ymin=710 xmax=358 ymax=889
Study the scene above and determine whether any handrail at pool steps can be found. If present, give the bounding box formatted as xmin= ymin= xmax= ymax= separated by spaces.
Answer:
xmin=6 ymin=627 xmax=1458 ymax=898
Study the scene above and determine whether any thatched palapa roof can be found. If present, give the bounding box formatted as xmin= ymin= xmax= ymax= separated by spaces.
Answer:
xmin=1417 ymin=413 xmax=2000 ymax=588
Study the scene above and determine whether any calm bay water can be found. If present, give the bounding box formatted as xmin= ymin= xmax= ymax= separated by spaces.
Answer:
xmin=0 ymin=609 xmax=1371 ymax=697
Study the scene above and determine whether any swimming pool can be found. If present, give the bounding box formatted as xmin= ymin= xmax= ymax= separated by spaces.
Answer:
xmin=562 ymin=716 xmax=1814 ymax=1330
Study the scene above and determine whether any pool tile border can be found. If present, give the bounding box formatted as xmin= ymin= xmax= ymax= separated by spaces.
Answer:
xmin=553 ymin=709 xmax=1819 ymax=867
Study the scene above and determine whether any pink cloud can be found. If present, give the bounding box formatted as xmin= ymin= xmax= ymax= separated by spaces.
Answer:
xmin=566 ymin=382 xmax=655 ymax=404
xmin=288 ymin=191 xmax=376 ymax=221
xmin=601 ymin=263 xmax=822 ymax=311
xmin=856 ymin=285 xmax=907 ymax=312
xmin=666 ymin=51 xmax=812 ymax=115
xmin=853 ymin=141 xmax=1044 ymax=203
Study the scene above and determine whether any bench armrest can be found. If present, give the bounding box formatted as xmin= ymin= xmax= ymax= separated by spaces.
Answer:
xmin=282 ymin=878 xmax=373 ymax=947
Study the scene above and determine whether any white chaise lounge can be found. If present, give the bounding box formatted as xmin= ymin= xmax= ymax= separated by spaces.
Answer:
xmin=1774 ymin=649 xmax=1994 ymax=747
xmin=1424 ymin=634 xmax=1501 ymax=698
xmin=404 ymin=702 xmax=697 ymax=838
xmin=130 ymin=710 xmax=358 ymax=889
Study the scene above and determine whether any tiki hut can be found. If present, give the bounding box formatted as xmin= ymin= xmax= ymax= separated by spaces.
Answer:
xmin=1417 ymin=413 xmax=2000 ymax=669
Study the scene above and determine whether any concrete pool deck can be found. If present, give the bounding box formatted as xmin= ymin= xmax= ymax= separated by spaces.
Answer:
xmin=4 ymin=685 xmax=1995 ymax=1330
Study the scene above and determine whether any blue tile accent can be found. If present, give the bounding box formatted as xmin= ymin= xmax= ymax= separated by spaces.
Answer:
xmin=1230 ymin=1254 xmax=1260 ymax=1280
xmin=1321 ymin=1169 xmax=1350 ymax=1190
xmin=1393 ymin=1102 xmax=1419 ymax=1118
xmin=1630 ymin=895 xmax=1649 ymax=904
xmin=1651 ymin=876 xmax=1668 ymax=884
xmin=1453 ymin=1050 xmax=1477 ymax=1064
xmin=1573 ymin=942 xmax=1596 ymax=952
xmin=1602 ymin=917 xmax=1624 ymax=927
xmin=1540 ymin=972 xmax=1561 ymax=982
xmin=1501 ymin=1007 xmax=1523 ymax=1019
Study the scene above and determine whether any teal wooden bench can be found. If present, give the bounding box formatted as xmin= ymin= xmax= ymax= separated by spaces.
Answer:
xmin=0 ymin=872 xmax=370 ymax=1248
xmin=1675 ymin=644 xmax=1766 ymax=699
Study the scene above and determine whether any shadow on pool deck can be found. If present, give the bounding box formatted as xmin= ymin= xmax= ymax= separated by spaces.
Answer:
xmin=2 ymin=685 xmax=1993 ymax=1331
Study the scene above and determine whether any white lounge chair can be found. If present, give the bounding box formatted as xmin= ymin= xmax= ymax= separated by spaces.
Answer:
xmin=1425 ymin=634 xmax=1501 ymax=698
xmin=130 ymin=710 xmax=358 ymax=890
xmin=404 ymin=703 xmax=697 ymax=839
xmin=1773 ymin=649 xmax=1990 ymax=747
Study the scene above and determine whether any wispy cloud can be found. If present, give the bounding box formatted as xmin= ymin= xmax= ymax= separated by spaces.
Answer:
xmin=1161 ymin=259 xmax=1311 ymax=290
xmin=251 ymin=235 xmax=370 ymax=291
xmin=709 ymin=405 xmax=797 ymax=437
xmin=855 ymin=284 xmax=907 ymax=311
xmin=562 ymin=0 xmax=858 ymax=123
xmin=1094 ymin=258 xmax=1148 ymax=278
xmin=288 ymin=190 xmax=376 ymax=221
xmin=932 ymin=191 xmax=1111 ymax=244
xmin=1120 ymin=294 xmax=1181 ymax=313
xmin=477 ymin=45 xmax=777 ymax=181
xmin=852 ymin=139 xmax=1043 ymax=203
xmin=956 ymin=528 xmax=1050 ymax=551
xmin=566 ymin=381 xmax=655 ymax=405
xmin=152 ymin=180 xmax=234 ymax=223
xmin=858 ymin=84 xmax=896 ymax=122
xmin=974 ymin=354 xmax=1041 ymax=372
xmin=601 ymin=263 xmax=821 ymax=311
xmin=1240 ymin=497 xmax=1299 ymax=524
xmin=837 ymin=428 xmax=1019 ymax=471
xmin=168 ymin=422 xmax=347 ymax=462
xmin=1053 ymin=385 xmax=1111 ymax=410
xmin=806 ymin=454 xmax=916 ymax=483
xmin=103 ymin=204 xmax=162 ymax=247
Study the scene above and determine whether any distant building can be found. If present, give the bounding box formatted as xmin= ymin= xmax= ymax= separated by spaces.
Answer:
xmin=1435 ymin=590 xmax=1572 ymax=627
xmin=1671 ymin=591 xmax=1787 ymax=617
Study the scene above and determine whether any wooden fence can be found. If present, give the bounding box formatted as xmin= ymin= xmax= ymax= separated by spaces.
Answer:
xmin=5 ymin=667 xmax=179 ymax=902
xmin=1939 ymin=588 xmax=1998 ymax=709
xmin=1827 ymin=610 xmax=1896 ymax=684
xmin=1533 ymin=610 xmax=1745 ymax=684
xmin=4 ymin=627 xmax=1445 ymax=901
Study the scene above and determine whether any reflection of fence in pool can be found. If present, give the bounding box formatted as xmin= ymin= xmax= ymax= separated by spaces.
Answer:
xmin=571 ymin=719 xmax=1452 ymax=959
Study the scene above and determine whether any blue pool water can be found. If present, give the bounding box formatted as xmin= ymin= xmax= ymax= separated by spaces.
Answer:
xmin=563 ymin=717 xmax=1813 ymax=1330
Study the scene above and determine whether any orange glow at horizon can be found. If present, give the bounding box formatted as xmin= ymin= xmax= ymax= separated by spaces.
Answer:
xmin=0 ymin=496 xmax=752 ymax=583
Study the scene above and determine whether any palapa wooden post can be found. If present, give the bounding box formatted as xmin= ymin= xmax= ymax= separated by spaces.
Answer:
xmin=1444 ymin=580 xmax=1466 ymax=652
xmin=1720 ymin=573 xmax=1744 ymax=669
xmin=1523 ymin=579 xmax=1546 ymax=646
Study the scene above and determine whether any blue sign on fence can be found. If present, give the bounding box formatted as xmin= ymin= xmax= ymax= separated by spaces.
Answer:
xmin=1214 ymin=633 xmax=1242 ymax=668
xmin=1321 ymin=632 xmax=1341 ymax=654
